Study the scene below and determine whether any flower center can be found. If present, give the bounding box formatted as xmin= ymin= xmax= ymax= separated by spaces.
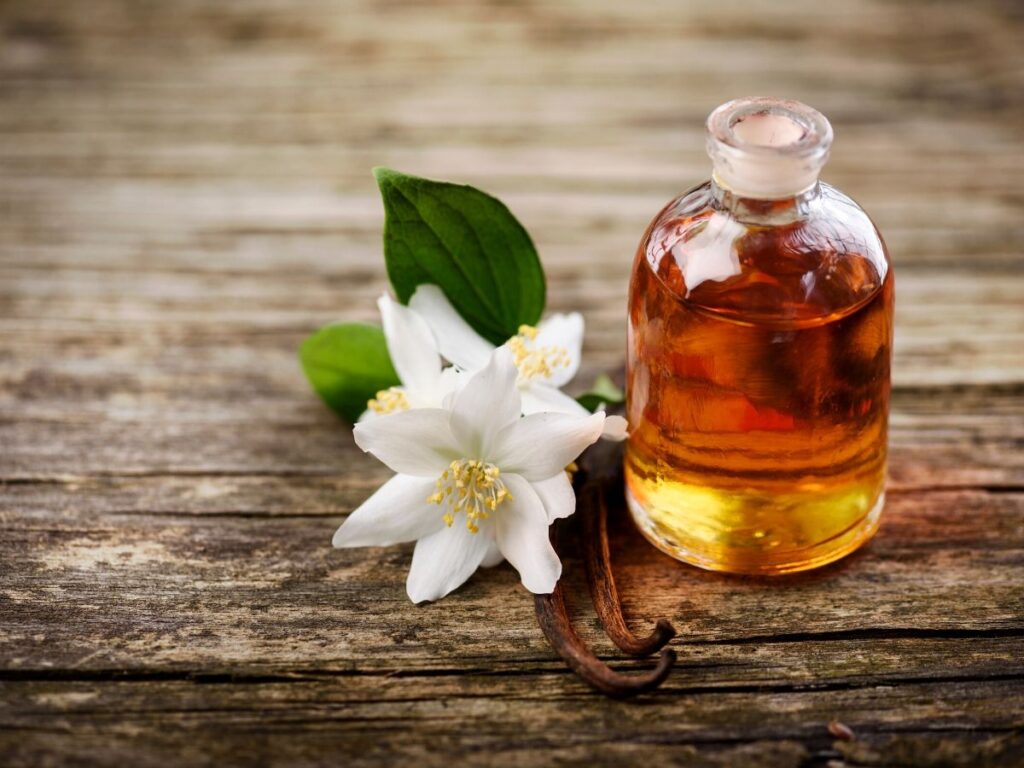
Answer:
xmin=367 ymin=387 xmax=410 ymax=415
xmin=427 ymin=459 xmax=512 ymax=533
xmin=508 ymin=324 xmax=570 ymax=382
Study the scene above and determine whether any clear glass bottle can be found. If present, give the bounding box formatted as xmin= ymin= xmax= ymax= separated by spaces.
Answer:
xmin=625 ymin=97 xmax=893 ymax=575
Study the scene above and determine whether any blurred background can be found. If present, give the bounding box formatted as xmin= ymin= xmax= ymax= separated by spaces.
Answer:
xmin=1 ymin=0 xmax=1021 ymax=462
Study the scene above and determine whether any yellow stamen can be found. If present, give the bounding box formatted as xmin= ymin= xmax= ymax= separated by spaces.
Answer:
xmin=508 ymin=324 xmax=571 ymax=382
xmin=367 ymin=387 xmax=410 ymax=415
xmin=426 ymin=458 xmax=512 ymax=534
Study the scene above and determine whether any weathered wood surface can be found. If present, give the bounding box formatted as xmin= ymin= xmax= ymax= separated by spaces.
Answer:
xmin=1 ymin=0 xmax=1022 ymax=765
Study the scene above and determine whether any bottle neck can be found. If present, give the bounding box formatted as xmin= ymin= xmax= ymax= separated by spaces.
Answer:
xmin=710 ymin=176 xmax=821 ymax=224
xmin=705 ymin=97 xmax=832 ymax=206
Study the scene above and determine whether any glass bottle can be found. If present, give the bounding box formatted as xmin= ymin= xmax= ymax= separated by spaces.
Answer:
xmin=625 ymin=97 xmax=893 ymax=575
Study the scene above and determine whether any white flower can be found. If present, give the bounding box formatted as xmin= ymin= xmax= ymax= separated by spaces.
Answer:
xmin=408 ymin=284 xmax=593 ymax=417
xmin=409 ymin=285 xmax=628 ymax=441
xmin=359 ymin=293 xmax=460 ymax=421
xmin=333 ymin=347 xmax=612 ymax=603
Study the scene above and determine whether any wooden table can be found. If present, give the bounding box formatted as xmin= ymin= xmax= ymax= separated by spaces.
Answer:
xmin=2 ymin=1 xmax=1022 ymax=765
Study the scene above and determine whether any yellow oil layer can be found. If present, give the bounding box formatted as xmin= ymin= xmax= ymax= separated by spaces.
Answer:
xmin=624 ymin=453 xmax=885 ymax=574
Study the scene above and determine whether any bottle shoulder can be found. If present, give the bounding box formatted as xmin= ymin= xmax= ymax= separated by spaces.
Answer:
xmin=637 ymin=181 xmax=891 ymax=326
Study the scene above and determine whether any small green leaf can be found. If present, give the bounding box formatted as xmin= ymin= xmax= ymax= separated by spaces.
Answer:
xmin=576 ymin=373 xmax=625 ymax=413
xmin=373 ymin=167 xmax=545 ymax=345
xmin=299 ymin=323 xmax=399 ymax=423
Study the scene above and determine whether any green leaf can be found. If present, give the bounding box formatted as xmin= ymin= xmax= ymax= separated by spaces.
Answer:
xmin=576 ymin=373 xmax=625 ymax=413
xmin=299 ymin=323 xmax=400 ymax=423
xmin=373 ymin=167 xmax=545 ymax=346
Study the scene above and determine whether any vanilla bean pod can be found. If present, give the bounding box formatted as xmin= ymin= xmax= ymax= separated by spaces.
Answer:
xmin=575 ymin=435 xmax=678 ymax=656
xmin=534 ymin=587 xmax=675 ymax=698
xmin=533 ymin=519 xmax=676 ymax=698
xmin=533 ymin=437 xmax=678 ymax=697
xmin=579 ymin=483 xmax=676 ymax=656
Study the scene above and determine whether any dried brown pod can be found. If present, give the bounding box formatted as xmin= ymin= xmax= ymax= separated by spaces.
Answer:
xmin=533 ymin=433 xmax=678 ymax=698
xmin=828 ymin=720 xmax=856 ymax=741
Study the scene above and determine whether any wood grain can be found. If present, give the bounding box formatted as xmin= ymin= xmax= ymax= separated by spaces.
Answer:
xmin=1 ymin=0 xmax=1022 ymax=765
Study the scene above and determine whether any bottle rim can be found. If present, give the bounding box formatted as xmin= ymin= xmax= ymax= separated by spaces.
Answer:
xmin=706 ymin=97 xmax=833 ymax=160
xmin=705 ymin=97 xmax=834 ymax=199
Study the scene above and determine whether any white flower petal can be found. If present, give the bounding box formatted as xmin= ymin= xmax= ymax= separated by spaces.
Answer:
xmin=480 ymin=540 xmax=505 ymax=568
xmin=531 ymin=471 xmax=576 ymax=523
xmin=496 ymin=475 xmax=561 ymax=594
xmin=409 ymin=284 xmax=494 ymax=371
xmin=429 ymin=365 xmax=464 ymax=408
xmin=600 ymin=414 xmax=629 ymax=441
xmin=378 ymin=294 xmax=442 ymax=395
xmin=406 ymin=524 xmax=492 ymax=603
xmin=520 ymin=382 xmax=589 ymax=417
xmin=534 ymin=313 xmax=583 ymax=387
xmin=493 ymin=411 xmax=606 ymax=481
xmin=353 ymin=408 xmax=460 ymax=476
xmin=332 ymin=474 xmax=444 ymax=548
xmin=450 ymin=346 xmax=521 ymax=458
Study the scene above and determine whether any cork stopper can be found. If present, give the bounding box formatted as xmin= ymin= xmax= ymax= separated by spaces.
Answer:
xmin=706 ymin=97 xmax=833 ymax=199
